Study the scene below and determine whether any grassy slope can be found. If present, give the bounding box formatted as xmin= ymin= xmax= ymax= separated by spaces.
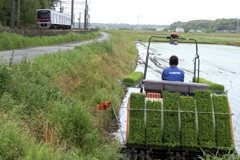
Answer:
xmin=0 ymin=30 xmax=239 ymax=159
xmin=0 ymin=30 xmax=138 ymax=159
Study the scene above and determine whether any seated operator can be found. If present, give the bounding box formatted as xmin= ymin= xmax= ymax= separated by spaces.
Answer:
xmin=162 ymin=55 xmax=185 ymax=82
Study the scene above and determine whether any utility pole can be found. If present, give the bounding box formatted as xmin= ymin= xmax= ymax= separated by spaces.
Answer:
xmin=60 ymin=1 xmax=63 ymax=13
xmin=78 ymin=12 xmax=81 ymax=29
xmin=88 ymin=14 xmax=90 ymax=28
xmin=10 ymin=0 xmax=15 ymax=29
xmin=237 ymin=18 xmax=240 ymax=34
xmin=84 ymin=0 xmax=88 ymax=30
xmin=71 ymin=0 xmax=74 ymax=30
xmin=17 ymin=0 xmax=21 ymax=29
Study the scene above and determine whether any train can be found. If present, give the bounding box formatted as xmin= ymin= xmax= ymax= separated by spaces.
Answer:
xmin=36 ymin=9 xmax=71 ymax=29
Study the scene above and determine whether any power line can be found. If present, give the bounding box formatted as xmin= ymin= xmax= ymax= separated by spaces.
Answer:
xmin=59 ymin=0 xmax=90 ymax=29
xmin=58 ymin=0 xmax=90 ymax=7
xmin=61 ymin=1 xmax=86 ymax=6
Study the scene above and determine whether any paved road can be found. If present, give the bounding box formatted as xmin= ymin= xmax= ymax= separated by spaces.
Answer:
xmin=0 ymin=32 xmax=110 ymax=64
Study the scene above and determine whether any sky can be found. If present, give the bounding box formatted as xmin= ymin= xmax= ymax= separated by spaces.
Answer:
xmin=58 ymin=0 xmax=240 ymax=25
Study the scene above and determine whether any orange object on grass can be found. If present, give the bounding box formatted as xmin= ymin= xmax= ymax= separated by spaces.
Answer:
xmin=97 ymin=101 xmax=111 ymax=110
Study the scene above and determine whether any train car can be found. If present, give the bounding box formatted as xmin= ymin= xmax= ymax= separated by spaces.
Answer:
xmin=36 ymin=9 xmax=71 ymax=29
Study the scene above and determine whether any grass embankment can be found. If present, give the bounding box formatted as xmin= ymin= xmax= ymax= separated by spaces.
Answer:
xmin=0 ymin=30 xmax=239 ymax=159
xmin=0 ymin=30 xmax=138 ymax=159
xmin=114 ymin=30 xmax=240 ymax=46
xmin=0 ymin=31 xmax=100 ymax=51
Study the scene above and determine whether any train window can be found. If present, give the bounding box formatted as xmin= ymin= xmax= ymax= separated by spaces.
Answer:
xmin=37 ymin=10 xmax=50 ymax=18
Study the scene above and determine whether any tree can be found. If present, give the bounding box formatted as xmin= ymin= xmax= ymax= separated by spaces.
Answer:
xmin=0 ymin=0 xmax=60 ymax=28
xmin=21 ymin=0 xmax=40 ymax=28
xmin=39 ymin=0 xmax=60 ymax=9
xmin=0 ymin=0 xmax=11 ymax=26
xmin=167 ymin=19 xmax=238 ymax=33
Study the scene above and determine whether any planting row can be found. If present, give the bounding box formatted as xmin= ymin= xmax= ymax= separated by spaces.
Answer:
xmin=127 ymin=91 xmax=234 ymax=151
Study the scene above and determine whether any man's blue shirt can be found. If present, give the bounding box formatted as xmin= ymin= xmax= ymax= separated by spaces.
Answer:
xmin=162 ymin=66 xmax=184 ymax=82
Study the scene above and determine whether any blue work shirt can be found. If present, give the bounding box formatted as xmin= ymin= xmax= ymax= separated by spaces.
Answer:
xmin=162 ymin=66 xmax=185 ymax=82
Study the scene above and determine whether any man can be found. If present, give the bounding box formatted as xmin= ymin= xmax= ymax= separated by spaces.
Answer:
xmin=162 ymin=55 xmax=184 ymax=82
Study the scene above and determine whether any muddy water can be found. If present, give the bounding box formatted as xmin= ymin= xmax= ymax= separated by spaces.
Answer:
xmin=114 ymin=42 xmax=240 ymax=153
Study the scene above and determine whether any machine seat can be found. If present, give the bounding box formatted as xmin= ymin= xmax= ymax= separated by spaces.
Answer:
xmin=144 ymin=80 xmax=209 ymax=94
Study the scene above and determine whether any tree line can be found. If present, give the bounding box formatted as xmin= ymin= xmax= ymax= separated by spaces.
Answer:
xmin=1 ymin=0 xmax=239 ymax=32
xmin=0 ymin=0 xmax=59 ymax=29
xmin=167 ymin=19 xmax=240 ymax=33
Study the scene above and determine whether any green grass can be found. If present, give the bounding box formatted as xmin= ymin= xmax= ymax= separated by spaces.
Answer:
xmin=0 ymin=30 xmax=138 ymax=159
xmin=0 ymin=31 xmax=100 ymax=51
xmin=0 ymin=113 xmax=66 ymax=160
xmin=196 ymin=148 xmax=239 ymax=160
xmin=0 ymin=29 xmax=239 ymax=159
xmin=104 ymin=30 xmax=240 ymax=47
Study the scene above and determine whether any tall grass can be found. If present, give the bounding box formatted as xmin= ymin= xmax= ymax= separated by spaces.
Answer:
xmin=0 ymin=113 xmax=65 ymax=160
xmin=0 ymin=31 xmax=100 ymax=51
xmin=0 ymin=30 xmax=138 ymax=159
xmin=1 ymin=30 xmax=239 ymax=159
xmin=196 ymin=148 xmax=239 ymax=160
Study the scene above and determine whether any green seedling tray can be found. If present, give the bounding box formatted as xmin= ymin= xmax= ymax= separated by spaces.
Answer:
xmin=122 ymin=71 xmax=144 ymax=86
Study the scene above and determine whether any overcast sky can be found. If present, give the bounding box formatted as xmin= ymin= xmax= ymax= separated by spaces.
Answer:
xmin=59 ymin=0 xmax=240 ymax=25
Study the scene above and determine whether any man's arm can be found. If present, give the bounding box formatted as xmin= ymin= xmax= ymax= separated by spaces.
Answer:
xmin=162 ymin=70 xmax=166 ymax=80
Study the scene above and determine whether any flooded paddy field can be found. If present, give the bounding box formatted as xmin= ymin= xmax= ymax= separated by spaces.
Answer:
xmin=114 ymin=42 xmax=240 ymax=153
